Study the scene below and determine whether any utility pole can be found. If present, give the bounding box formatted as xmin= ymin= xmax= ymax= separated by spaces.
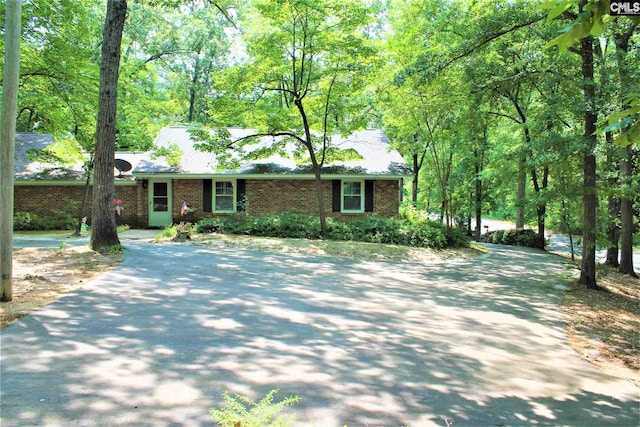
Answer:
xmin=1 ymin=0 xmax=22 ymax=301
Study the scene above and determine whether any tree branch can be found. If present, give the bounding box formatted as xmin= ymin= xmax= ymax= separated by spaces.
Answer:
xmin=488 ymin=111 xmax=521 ymax=123
xmin=434 ymin=15 xmax=546 ymax=73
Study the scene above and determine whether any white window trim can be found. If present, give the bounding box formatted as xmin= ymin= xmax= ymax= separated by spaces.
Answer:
xmin=213 ymin=179 xmax=236 ymax=213
xmin=341 ymin=179 xmax=365 ymax=213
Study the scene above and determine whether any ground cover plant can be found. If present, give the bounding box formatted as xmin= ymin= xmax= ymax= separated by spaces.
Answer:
xmin=210 ymin=389 xmax=300 ymax=427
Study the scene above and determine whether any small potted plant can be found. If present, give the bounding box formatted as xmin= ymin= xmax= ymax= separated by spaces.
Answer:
xmin=173 ymin=221 xmax=193 ymax=242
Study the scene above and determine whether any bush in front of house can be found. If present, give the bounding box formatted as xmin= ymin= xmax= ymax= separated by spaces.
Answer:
xmin=481 ymin=228 xmax=544 ymax=249
xmin=14 ymin=211 xmax=76 ymax=231
xmin=195 ymin=213 xmax=470 ymax=249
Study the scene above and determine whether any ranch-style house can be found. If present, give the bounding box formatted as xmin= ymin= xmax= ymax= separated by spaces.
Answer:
xmin=14 ymin=127 xmax=411 ymax=227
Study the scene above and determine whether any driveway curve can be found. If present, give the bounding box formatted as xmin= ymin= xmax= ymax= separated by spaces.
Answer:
xmin=1 ymin=238 xmax=638 ymax=426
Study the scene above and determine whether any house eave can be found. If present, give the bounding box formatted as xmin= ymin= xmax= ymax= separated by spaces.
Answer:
xmin=14 ymin=178 xmax=137 ymax=186
xmin=132 ymin=173 xmax=410 ymax=180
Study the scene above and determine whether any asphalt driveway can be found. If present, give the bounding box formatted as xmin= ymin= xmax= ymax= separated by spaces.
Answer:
xmin=1 ymin=235 xmax=638 ymax=426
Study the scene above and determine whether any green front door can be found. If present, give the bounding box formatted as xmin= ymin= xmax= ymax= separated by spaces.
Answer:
xmin=148 ymin=180 xmax=172 ymax=227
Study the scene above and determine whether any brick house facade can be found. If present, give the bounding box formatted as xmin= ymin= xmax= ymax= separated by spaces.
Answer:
xmin=14 ymin=129 xmax=411 ymax=227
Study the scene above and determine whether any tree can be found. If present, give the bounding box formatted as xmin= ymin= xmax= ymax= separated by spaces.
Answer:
xmin=0 ymin=0 xmax=21 ymax=302
xmin=193 ymin=0 xmax=377 ymax=236
xmin=90 ymin=0 xmax=128 ymax=251
xmin=613 ymin=20 xmax=639 ymax=277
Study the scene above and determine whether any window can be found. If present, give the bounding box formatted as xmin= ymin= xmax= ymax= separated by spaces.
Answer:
xmin=214 ymin=181 xmax=234 ymax=212
xmin=342 ymin=180 xmax=363 ymax=212
xmin=152 ymin=182 xmax=169 ymax=212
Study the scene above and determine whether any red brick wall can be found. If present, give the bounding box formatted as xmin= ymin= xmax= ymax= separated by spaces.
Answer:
xmin=14 ymin=183 xmax=143 ymax=226
xmin=15 ymin=177 xmax=402 ymax=228
xmin=373 ymin=180 xmax=401 ymax=218
xmin=173 ymin=179 xmax=203 ymax=218
xmin=243 ymin=179 xmax=400 ymax=218
xmin=244 ymin=179 xmax=330 ymax=216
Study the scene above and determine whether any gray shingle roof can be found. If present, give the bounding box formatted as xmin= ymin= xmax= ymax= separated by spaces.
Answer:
xmin=117 ymin=126 xmax=411 ymax=177
xmin=14 ymin=133 xmax=85 ymax=181
xmin=15 ymin=127 xmax=411 ymax=182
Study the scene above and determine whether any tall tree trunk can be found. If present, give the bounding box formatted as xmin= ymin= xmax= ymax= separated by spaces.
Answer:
xmin=412 ymin=153 xmax=419 ymax=206
xmin=188 ymin=54 xmax=201 ymax=122
xmin=597 ymin=39 xmax=622 ymax=267
xmin=74 ymin=163 xmax=93 ymax=236
xmin=531 ymin=165 xmax=549 ymax=250
xmin=618 ymin=145 xmax=637 ymax=277
xmin=474 ymin=147 xmax=483 ymax=242
xmin=516 ymin=150 xmax=526 ymax=229
xmin=0 ymin=0 xmax=21 ymax=302
xmin=90 ymin=0 xmax=127 ymax=251
xmin=579 ymin=33 xmax=598 ymax=289
xmin=605 ymin=130 xmax=621 ymax=267
xmin=614 ymin=21 xmax=638 ymax=277
xmin=295 ymin=99 xmax=327 ymax=237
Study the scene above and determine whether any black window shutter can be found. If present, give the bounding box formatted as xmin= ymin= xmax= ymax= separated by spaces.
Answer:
xmin=365 ymin=180 xmax=374 ymax=212
xmin=203 ymin=179 xmax=212 ymax=212
xmin=236 ymin=179 xmax=246 ymax=212
xmin=332 ymin=180 xmax=341 ymax=212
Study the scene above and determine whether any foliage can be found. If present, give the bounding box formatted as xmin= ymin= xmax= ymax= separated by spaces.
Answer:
xmin=195 ymin=213 xmax=470 ymax=249
xmin=541 ymin=0 xmax=640 ymax=148
xmin=158 ymin=223 xmax=177 ymax=240
xmin=116 ymin=224 xmax=130 ymax=234
xmin=13 ymin=211 xmax=76 ymax=231
xmin=173 ymin=221 xmax=194 ymax=241
xmin=156 ymin=221 xmax=194 ymax=241
xmin=151 ymin=143 xmax=184 ymax=167
xmin=481 ymin=228 xmax=544 ymax=249
xmin=210 ymin=389 xmax=300 ymax=427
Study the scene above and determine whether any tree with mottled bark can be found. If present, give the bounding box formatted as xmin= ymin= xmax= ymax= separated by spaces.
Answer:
xmin=90 ymin=0 xmax=127 ymax=252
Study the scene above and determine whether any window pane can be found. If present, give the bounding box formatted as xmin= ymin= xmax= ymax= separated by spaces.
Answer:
xmin=344 ymin=195 xmax=361 ymax=211
xmin=343 ymin=181 xmax=361 ymax=196
xmin=215 ymin=181 xmax=233 ymax=196
xmin=343 ymin=181 xmax=362 ymax=211
xmin=153 ymin=197 xmax=168 ymax=212
xmin=153 ymin=182 xmax=168 ymax=197
xmin=215 ymin=195 xmax=234 ymax=211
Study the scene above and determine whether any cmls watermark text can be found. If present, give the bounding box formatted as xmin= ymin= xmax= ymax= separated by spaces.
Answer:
xmin=610 ymin=1 xmax=640 ymax=15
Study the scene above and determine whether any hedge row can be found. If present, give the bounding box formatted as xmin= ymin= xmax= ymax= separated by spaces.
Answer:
xmin=14 ymin=211 xmax=77 ymax=231
xmin=481 ymin=228 xmax=544 ymax=249
xmin=195 ymin=213 xmax=470 ymax=249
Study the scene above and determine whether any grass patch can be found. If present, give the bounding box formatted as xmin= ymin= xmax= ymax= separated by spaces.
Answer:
xmin=191 ymin=233 xmax=481 ymax=263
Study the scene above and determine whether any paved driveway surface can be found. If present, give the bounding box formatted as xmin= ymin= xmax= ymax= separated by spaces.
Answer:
xmin=1 ymin=237 xmax=638 ymax=426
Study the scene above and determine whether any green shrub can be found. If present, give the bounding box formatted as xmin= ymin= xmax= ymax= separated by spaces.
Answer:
xmin=195 ymin=217 xmax=226 ymax=233
xmin=158 ymin=224 xmax=177 ymax=240
xmin=326 ymin=218 xmax=353 ymax=240
xmin=173 ymin=221 xmax=193 ymax=241
xmin=14 ymin=211 xmax=76 ymax=231
xmin=195 ymin=213 xmax=470 ymax=249
xmin=210 ymin=389 xmax=300 ymax=427
xmin=482 ymin=228 xmax=543 ymax=249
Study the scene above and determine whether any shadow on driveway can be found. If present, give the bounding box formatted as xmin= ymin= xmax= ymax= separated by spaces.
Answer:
xmin=1 ymin=241 xmax=638 ymax=426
